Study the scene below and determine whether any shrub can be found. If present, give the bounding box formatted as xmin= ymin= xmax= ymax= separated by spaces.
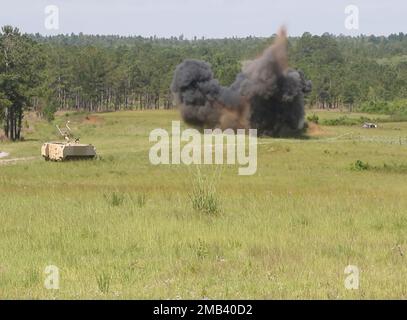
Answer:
xmin=307 ymin=114 xmax=319 ymax=124
xmin=351 ymin=160 xmax=370 ymax=171
xmin=41 ymin=96 xmax=58 ymax=122
xmin=350 ymin=160 xmax=407 ymax=173
xmin=322 ymin=116 xmax=358 ymax=126
xmin=321 ymin=116 xmax=376 ymax=126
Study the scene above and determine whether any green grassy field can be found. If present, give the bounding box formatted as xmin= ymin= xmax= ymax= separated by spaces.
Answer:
xmin=1 ymin=109 xmax=407 ymax=299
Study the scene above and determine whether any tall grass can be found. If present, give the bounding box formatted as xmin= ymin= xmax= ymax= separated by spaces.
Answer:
xmin=104 ymin=192 xmax=124 ymax=207
xmin=189 ymin=167 xmax=221 ymax=215
xmin=96 ymin=271 xmax=111 ymax=294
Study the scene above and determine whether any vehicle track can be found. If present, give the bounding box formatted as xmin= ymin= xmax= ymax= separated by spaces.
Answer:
xmin=0 ymin=153 xmax=38 ymax=165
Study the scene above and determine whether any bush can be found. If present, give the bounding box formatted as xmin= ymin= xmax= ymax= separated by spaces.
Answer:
xmin=351 ymin=160 xmax=370 ymax=171
xmin=307 ymin=114 xmax=319 ymax=124
xmin=322 ymin=116 xmax=373 ymax=126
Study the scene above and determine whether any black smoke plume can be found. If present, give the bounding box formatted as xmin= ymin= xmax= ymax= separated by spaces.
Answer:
xmin=170 ymin=28 xmax=312 ymax=136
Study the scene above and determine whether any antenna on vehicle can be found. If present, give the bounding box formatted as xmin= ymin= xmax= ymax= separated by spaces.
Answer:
xmin=66 ymin=121 xmax=72 ymax=133
xmin=56 ymin=121 xmax=74 ymax=142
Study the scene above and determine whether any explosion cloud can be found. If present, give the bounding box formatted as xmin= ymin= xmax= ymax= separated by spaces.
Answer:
xmin=170 ymin=28 xmax=312 ymax=137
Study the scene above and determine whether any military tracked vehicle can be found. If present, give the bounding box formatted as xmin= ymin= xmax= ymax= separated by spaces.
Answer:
xmin=41 ymin=121 xmax=96 ymax=161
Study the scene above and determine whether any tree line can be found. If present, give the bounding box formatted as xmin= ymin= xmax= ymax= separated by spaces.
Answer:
xmin=1 ymin=25 xmax=407 ymax=140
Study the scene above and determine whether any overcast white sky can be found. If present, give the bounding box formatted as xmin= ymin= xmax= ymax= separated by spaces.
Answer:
xmin=0 ymin=0 xmax=405 ymax=38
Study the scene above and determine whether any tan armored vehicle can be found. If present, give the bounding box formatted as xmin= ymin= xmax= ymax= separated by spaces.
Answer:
xmin=41 ymin=121 xmax=96 ymax=161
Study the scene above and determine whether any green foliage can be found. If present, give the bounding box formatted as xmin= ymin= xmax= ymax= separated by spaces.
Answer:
xmin=351 ymin=160 xmax=370 ymax=171
xmin=351 ymin=161 xmax=407 ymax=174
xmin=0 ymin=92 xmax=11 ymax=125
xmin=96 ymin=271 xmax=111 ymax=294
xmin=135 ymin=193 xmax=147 ymax=208
xmin=0 ymin=25 xmax=45 ymax=140
xmin=194 ymin=238 xmax=210 ymax=259
xmin=306 ymin=113 xmax=319 ymax=124
xmin=189 ymin=169 xmax=221 ymax=215
xmin=23 ymin=268 xmax=40 ymax=288
xmin=388 ymin=114 xmax=407 ymax=122
xmin=350 ymin=160 xmax=407 ymax=174
xmin=104 ymin=191 xmax=124 ymax=207
xmin=377 ymin=162 xmax=407 ymax=174
xmin=321 ymin=116 xmax=372 ymax=126
xmin=358 ymin=99 xmax=407 ymax=115
xmin=42 ymin=99 xmax=58 ymax=122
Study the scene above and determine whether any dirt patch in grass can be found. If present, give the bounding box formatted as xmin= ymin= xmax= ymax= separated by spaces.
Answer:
xmin=307 ymin=122 xmax=326 ymax=137
xmin=0 ymin=156 xmax=38 ymax=165
xmin=83 ymin=115 xmax=104 ymax=124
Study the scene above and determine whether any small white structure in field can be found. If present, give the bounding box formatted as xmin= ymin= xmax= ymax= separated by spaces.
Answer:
xmin=362 ymin=122 xmax=377 ymax=129
xmin=0 ymin=151 xmax=9 ymax=158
